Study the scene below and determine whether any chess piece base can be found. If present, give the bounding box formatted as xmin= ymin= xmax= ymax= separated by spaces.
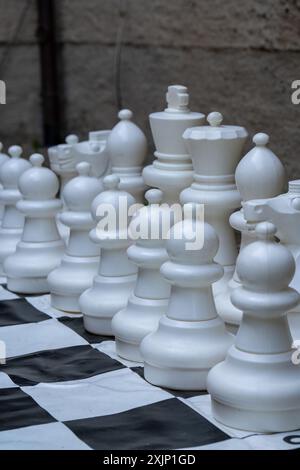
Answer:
xmin=0 ymin=227 xmax=22 ymax=276
xmin=79 ymin=273 xmax=136 ymax=335
xmin=4 ymin=240 xmax=64 ymax=294
xmin=112 ymin=293 xmax=168 ymax=362
xmin=7 ymin=276 xmax=49 ymax=294
xmin=48 ymin=254 xmax=99 ymax=313
xmin=207 ymin=347 xmax=300 ymax=432
xmin=141 ymin=315 xmax=233 ymax=391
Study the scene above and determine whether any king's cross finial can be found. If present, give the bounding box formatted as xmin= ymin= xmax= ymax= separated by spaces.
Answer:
xmin=166 ymin=85 xmax=189 ymax=112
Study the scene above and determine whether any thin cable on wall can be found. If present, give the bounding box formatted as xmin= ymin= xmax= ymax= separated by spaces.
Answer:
xmin=114 ymin=0 xmax=128 ymax=111
xmin=0 ymin=0 xmax=31 ymax=76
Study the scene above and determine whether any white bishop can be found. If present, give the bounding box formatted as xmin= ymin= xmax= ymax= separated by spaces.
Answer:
xmin=107 ymin=109 xmax=147 ymax=204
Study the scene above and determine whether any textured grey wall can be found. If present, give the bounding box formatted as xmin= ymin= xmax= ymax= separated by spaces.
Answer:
xmin=0 ymin=0 xmax=299 ymax=178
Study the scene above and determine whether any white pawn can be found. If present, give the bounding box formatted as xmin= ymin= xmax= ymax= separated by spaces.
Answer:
xmin=0 ymin=146 xmax=31 ymax=275
xmin=215 ymin=132 xmax=286 ymax=329
xmin=141 ymin=210 xmax=233 ymax=390
xmin=112 ymin=189 xmax=171 ymax=362
xmin=48 ymin=162 xmax=103 ymax=312
xmin=208 ymin=222 xmax=300 ymax=432
xmin=4 ymin=154 xmax=64 ymax=293
xmin=0 ymin=143 xmax=9 ymax=220
xmin=143 ymin=85 xmax=205 ymax=204
xmin=79 ymin=174 xmax=137 ymax=335
xmin=107 ymin=109 xmax=147 ymax=203
xmin=180 ymin=112 xmax=248 ymax=301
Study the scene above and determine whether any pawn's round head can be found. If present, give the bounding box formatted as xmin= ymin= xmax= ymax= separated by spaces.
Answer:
xmin=91 ymin=174 xmax=135 ymax=224
xmin=237 ymin=222 xmax=295 ymax=292
xmin=18 ymin=153 xmax=59 ymax=200
xmin=166 ymin=217 xmax=220 ymax=265
xmin=62 ymin=161 xmax=102 ymax=211
xmin=0 ymin=145 xmax=30 ymax=189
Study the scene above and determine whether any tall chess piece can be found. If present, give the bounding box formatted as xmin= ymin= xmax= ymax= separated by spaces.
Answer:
xmin=143 ymin=85 xmax=205 ymax=204
xmin=243 ymin=181 xmax=300 ymax=338
xmin=0 ymin=143 xmax=9 ymax=221
xmin=107 ymin=110 xmax=147 ymax=203
xmin=180 ymin=112 xmax=248 ymax=298
xmin=208 ymin=222 xmax=300 ymax=432
xmin=79 ymin=175 xmax=137 ymax=335
xmin=215 ymin=132 xmax=286 ymax=329
xmin=141 ymin=210 xmax=233 ymax=390
xmin=4 ymin=154 xmax=64 ymax=293
xmin=48 ymin=162 xmax=103 ymax=312
xmin=0 ymin=146 xmax=31 ymax=276
xmin=112 ymin=189 xmax=171 ymax=362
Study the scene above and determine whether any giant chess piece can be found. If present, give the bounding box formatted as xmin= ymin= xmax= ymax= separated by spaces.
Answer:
xmin=208 ymin=222 xmax=300 ymax=432
xmin=215 ymin=132 xmax=286 ymax=329
xmin=48 ymin=162 xmax=103 ymax=312
xmin=71 ymin=130 xmax=111 ymax=180
xmin=4 ymin=154 xmax=64 ymax=293
xmin=48 ymin=134 xmax=79 ymax=195
xmin=112 ymin=189 xmax=171 ymax=362
xmin=141 ymin=210 xmax=233 ymax=390
xmin=243 ymin=181 xmax=300 ymax=338
xmin=0 ymin=146 xmax=31 ymax=276
xmin=143 ymin=85 xmax=205 ymax=204
xmin=0 ymin=143 xmax=9 ymax=220
xmin=180 ymin=112 xmax=248 ymax=299
xmin=107 ymin=110 xmax=147 ymax=203
xmin=79 ymin=175 xmax=137 ymax=335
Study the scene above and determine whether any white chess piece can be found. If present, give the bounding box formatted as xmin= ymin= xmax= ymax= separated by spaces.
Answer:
xmin=180 ymin=112 xmax=248 ymax=299
xmin=48 ymin=134 xmax=79 ymax=194
xmin=48 ymin=162 xmax=103 ymax=312
xmin=112 ymin=189 xmax=171 ymax=362
xmin=207 ymin=222 xmax=300 ymax=432
xmin=107 ymin=109 xmax=147 ymax=203
xmin=4 ymin=154 xmax=64 ymax=293
xmin=71 ymin=130 xmax=111 ymax=180
xmin=215 ymin=132 xmax=286 ymax=329
xmin=243 ymin=181 xmax=300 ymax=339
xmin=143 ymin=85 xmax=205 ymax=204
xmin=141 ymin=210 xmax=233 ymax=390
xmin=79 ymin=174 xmax=137 ymax=335
xmin=0 ymin=142 xmax=9 ymax=220
xmin=0 ymin=146 xmax=31 ymax=276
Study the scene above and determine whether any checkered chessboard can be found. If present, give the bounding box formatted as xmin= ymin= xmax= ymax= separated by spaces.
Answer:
xmin=0 ymin=284 xmax=299 ymax=451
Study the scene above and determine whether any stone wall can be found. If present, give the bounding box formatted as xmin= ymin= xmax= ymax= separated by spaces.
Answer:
xmin=0 ymin=0 xmax=299 ymax=177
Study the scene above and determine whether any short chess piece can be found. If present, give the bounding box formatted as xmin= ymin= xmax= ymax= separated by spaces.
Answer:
xmin=112 ymin=189 xmax=171 ymax=362
xmin=207 ymin=222 xmax=300 ymax=432
xmin=107 ymin=109 xmax=147 ymax=203
xmin=141 ymin=210 xmax=233 ymax=390
xmin=143 ymin=85 xmax=205 ymax=204
xmin=4 ymin=154 xmax=64 ymax=293
xmin=243 ymin=181 xmax=300 ymax=338
xmin=180 ymin=112 xmax=248 ymax=301
xmin=48 ymin=162 xmax=103 ymax=312
xmin=79 ymin=174 xmax=137 ymax=335
xmin=0 ymin=146 xmax=31 ymax=276
xmin=215 ymin=132 xmax=286 ymax=329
